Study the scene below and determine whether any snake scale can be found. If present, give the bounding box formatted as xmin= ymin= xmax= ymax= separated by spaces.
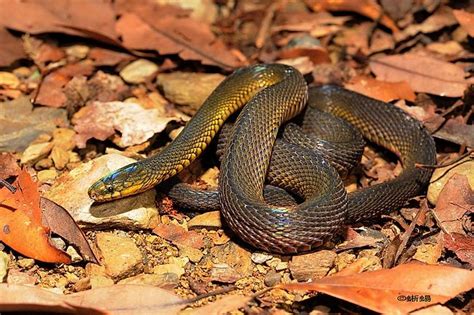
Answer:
xmin=89 ymin=64 xmax=436 ymax=254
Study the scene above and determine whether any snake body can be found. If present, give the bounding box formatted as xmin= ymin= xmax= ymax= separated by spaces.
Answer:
xmin=89 ymin=64 xmax=436 ymax=254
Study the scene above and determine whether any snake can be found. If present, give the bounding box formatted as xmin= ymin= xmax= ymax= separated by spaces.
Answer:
xmin=88 ymin=64 xmax=436 ymax=254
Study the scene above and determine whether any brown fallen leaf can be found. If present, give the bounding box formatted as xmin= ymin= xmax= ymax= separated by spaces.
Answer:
xmin=40 ymin=197 xmax=98 ymax=264
xmin=453 ymin=9 xmax=474 ymax=37
xmin=345 ymin=75 xmax=415 ymax=102
xmin=72 ymin=100 xmax=184 ymax=148
xmin=115 ymin=9 xmax=242 ymax=69
xmin=280 ymin=263 xmax=474 ymax=314
xmin=306 ymin=0 xmax=399 ymax=33
xmin=0 ymin=0 xmax=118 ymax=40
xmin=0 ymin=283 xmax=185 ymax=314
xmin=88 ymin=47 xmax=134 ymax=67
xmin=35 ymin=61 xmax=95 ymax=108
xmin=0 ymin=153 xmax=20 ymax=179
xmin=433 ymin=174 xmax=473 ymax=235
xmin=369 ymin=53 xmax=473 ymax=97
xmin=0 ymin=27 xmax=26 ymax=67
xmin=278 ymin=46 xmax=330 ymax=65
xmin=153 ymin=223 xmax=205 ymax=249
xmin=0 ymin=170 xmax=71 ymax=264
xmin=443 ymin=233 xmax=474 ymax=267
xmin=433 ymin=117 xmax=474 ymax=148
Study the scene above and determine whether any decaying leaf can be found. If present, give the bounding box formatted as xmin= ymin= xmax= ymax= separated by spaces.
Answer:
xmin=345 ymin=75 xmax=415 ymax=102
xmin=306 ymin=0 xmax=399 ymax=33
xmin=0 ymin=170 xmax=71 ymax=263
xmin=453 ymin=9 xmax=474 ymax=37
xmin=0 ymin=284 xmax=185 ymax=314
xmin=280 ymin=263 xmax=474 ymax=313
xmin=369 ymin=53 xmax=473 ymax=97
xmin=443 ymin=233 xmax=474 ymax=266
xmin=72 ymin=101 xmax=185 ymax=148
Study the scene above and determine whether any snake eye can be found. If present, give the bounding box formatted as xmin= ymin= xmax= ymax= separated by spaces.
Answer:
xmin=107 ymin=185 xmax=114 ymax=193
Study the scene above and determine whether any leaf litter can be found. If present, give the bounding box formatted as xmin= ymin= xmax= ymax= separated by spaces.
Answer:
xmin=0 ymin=0 xmax=473 ymax=314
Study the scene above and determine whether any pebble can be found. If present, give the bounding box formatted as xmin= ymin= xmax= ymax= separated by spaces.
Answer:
xmin=37 ymin=169 xmax=58 ymax=184
xmin=65 ymin=45 xmax=90 ymax=60
xmin=118 ymin=273 xmax=179 ymax=289
xmin=20 ymin=142 xmax=53 ymax=164
xmin=153 ymin=264 xmax=185 ymax=278
xmin=120 ymin=59 xmax=159 ymax=84
xmin=156 ymin=72 xmax=225 ymax=115
xmin=17 ymin=258 xmax=35 ymax=269
xmin=264 ymin=270 xmax=281 ymax=287
xmin=178 ymin=245 xmax=203 ymax=263
xmin=96 ymin=232 xmax=144 ymax=280
xmin=0 ymin=71 xmax=20 ymax=89
xmin=0 ymin=251 xmax=9 ymax=282
xmin=251 ymin=252 xmax=273 ymax=264
xmin=50 ymin=146 xmax=69 ymax=170
xmin=90 ymin=275 xmax=114 ymax=289
xmin=210 ymin=242 xmax=253 ymax=277
xmin=66 ymin=246 xmax=83 ymax=263
xmin=73 ymin=277 xmax=91 ymax=292
xmin=210 ymin=263 xmax=241 ymax=283
xmin=427 ymin=156 xmax=474 ymax=205
xmin=188 ymin=211 xmax=222 ymax=229
xmin=289 ymin=250 xmax=337 ymax=281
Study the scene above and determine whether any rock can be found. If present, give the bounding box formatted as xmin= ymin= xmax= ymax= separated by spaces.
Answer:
xmin=118 ymin=273 xmax=179 ymax=289
xmin=428 ymin=156 xmax=474 ymax=205
xmin=210 ymin=263 xmax=240 ymax=283
xmin=6 ymin=269 xmax=38 ymax=285
xmin=50 ymin=146 xmax=69 ymax=170
xmin=188 ymin=211 xmax=222 ymax=229
xmin=65 ymin=45 xmax=90 ymax=59
xmin=120 ymin=59 xmax=159 ymax=84
xmin=44 ymin=154 xmax=159 ymax=229
xmin=0 ymin=71 xmax=20 ymax=89
xmin=266 ymin=258 xmax=288 ymax=271
xmin=289 ymin=250 xmax=337 ymax=281
xmin=17 ymin=258 xmax=35 ymax=269
xmin=0 ymin=97 xmax=67 ymax=152
xmin=66 ymin=246 xmax=83 ymax=263
xmin=210 ymin=242 xmax=253 ymax=277
xmin=37 ymin=169 xmax=58 ymax=184
xmin=96 ymin=232 xmax=144 ymax=280
xmin=264 ymin=270 xmax=281 ymax=287
xmin=251 ymin=252 xmax=274 ymax=264
xmin=152 ymin=264 xmax=185 ymax=278
xmin=90 ymin=275 xmax=114 ymax=288
xmin=0 ymin=251 xmax=9 ymax=282
xmin=156 ymin=72 xmax=225 ymax=115
xmin=52 ymin=128 xmax=76 ymax=151
xmin=178 ymin=245 xmax=203 ymax=263
xmin=73 ymin=277 xmax=91 ymax=292
xmin=20 ymin=142 xmax=53 ymax=164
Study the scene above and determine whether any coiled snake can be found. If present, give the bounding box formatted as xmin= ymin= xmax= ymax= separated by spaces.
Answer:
xmin=89 ymin=64 xmax=436 ymax=254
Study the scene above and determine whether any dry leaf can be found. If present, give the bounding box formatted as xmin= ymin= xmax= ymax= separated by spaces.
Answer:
xmin=0 ymin=284 xmax=185 ymax=314
xmin=369 ymin=53 xmax=473 ymax=97
xmin=0 ymin=153 xmax=20 ymax=179
xmin=306 ymin=0 xmax=399 ymax=33
xmin=40 ymin=197 xmax=98 ymax=264
xmin=453 ymin=9 xmax=474 ymax=37
xmin=443 ymin=233 xmax=474 ymax=267
xmin=0 ymin=170 xmax=71 ymax=264
xmin=433 ymin=174 xmax=473 ymax=235
xmin=72 ymin=101 xmax=183 ymax=148
xmin=280 ymin=263 xmax=474 ymax=314
xmin=153 ymin=223 xmax=205 ymax=249
xmin=345 ymin=75 xmax=415 ymax=102
xmin=0 ymin=27 xmax=26 ymax=67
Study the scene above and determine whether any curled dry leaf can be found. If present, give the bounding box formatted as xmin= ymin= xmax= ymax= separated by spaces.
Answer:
xmin=345 ymin=75 xmax=415 ymax=102
xmin=280 ymin=263 xmax=474 ymax=314
xmin=0 ymin=283 xmax=185 ymax=314
xmin=369 ymin=53 xmax=473 ymax=97
xmin=0 ymin=170 xmax=71 ymax=264
xmin=452 ymin=9 xmax=474 ymax=37
xmin=72 ymin=101 xmax=184 ymax=148
xmin=306 ymin=0 xmax=399 ymax=33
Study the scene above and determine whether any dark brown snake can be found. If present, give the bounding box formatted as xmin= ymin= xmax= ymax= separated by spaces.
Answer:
xmin=89 ymin=64 xmax=436 ymax=254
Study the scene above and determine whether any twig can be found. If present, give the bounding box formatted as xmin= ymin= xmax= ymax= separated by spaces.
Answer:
xmin=394 ymin=199 xmax=429 ymax=264
xmin=255 ymin=1 xmax=281 ymax=49
xmin=416 ymin=150 xmax=473 ymax=169
xmin=429 ymin=208 xmax=450 ymax=235
xmin=184 ymin=285 xmax=237 ymax=304
xmin=0 ymin=179 xmax=16 ymax=193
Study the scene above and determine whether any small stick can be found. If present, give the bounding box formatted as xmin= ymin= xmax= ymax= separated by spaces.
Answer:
xmin=255 ymin=1 xmax=281 ymax=48
xmin=416 ymin=150 xmax=473 ymax=169
xmin=0 ymin=179 xmax=16 ymax=193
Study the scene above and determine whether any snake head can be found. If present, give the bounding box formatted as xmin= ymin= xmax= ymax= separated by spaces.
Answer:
xmin=88 ymin=163 xmax=149 ymax=202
